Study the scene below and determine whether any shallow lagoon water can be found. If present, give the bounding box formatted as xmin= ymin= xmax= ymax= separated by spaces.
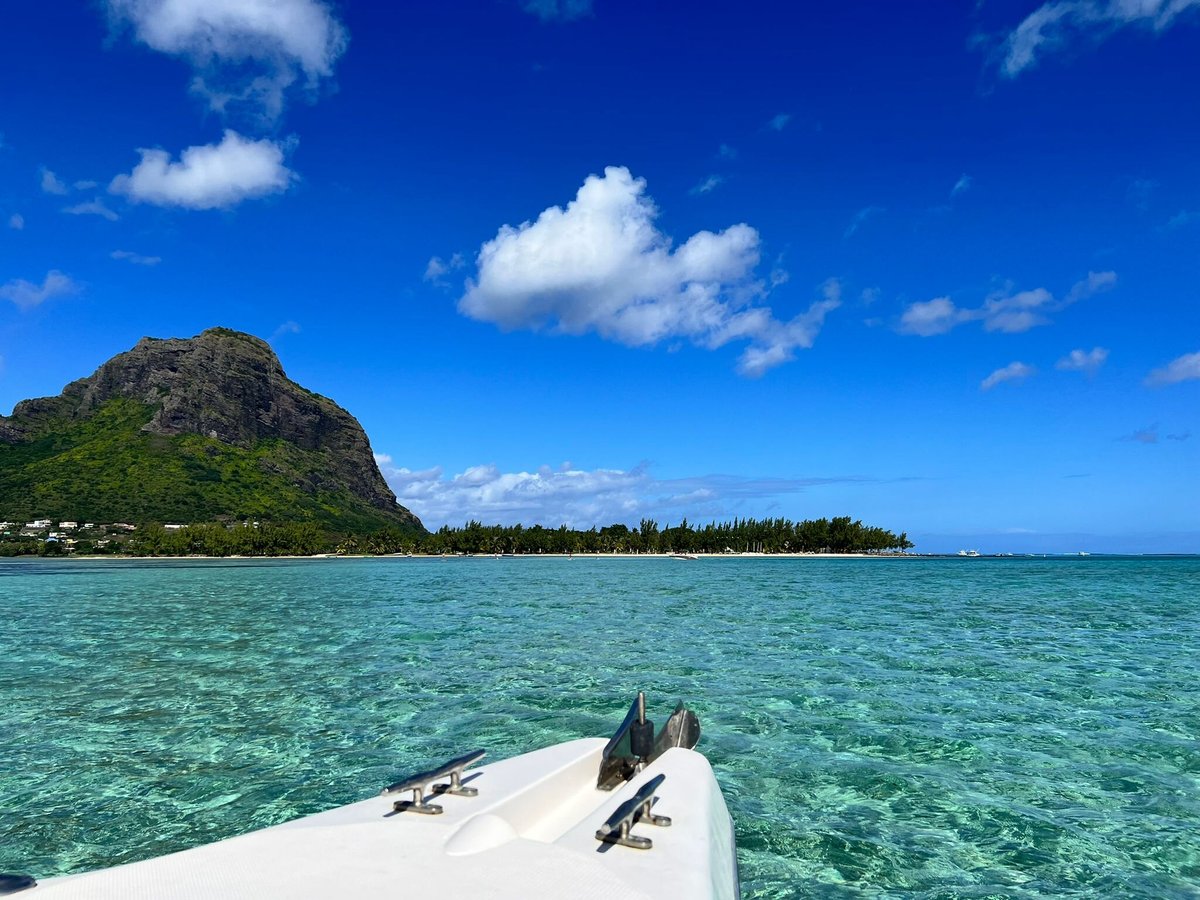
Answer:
xmin=0 ymin=556 xmax=1197 ymax=897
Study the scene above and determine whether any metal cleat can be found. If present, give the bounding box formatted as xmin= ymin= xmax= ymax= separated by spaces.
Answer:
xmin=0 ymin=874 xmax=37 ymax=895
xmin=595 ymin=773 xmax=671 ymax=850
xmin=382 ymin=749 xmax=486 ymax=815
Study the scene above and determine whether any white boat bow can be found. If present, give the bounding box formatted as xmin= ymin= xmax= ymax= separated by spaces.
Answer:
xmin=9 ymin=695 xmax=739 ymax=899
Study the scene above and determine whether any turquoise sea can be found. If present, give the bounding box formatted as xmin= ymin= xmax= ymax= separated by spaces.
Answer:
xmin=0 ymin=556 xmax=1196 ymax=897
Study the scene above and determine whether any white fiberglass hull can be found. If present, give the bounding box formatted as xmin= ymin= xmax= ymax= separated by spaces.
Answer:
xmin=30 ymin=738 xmax=739 ymax=899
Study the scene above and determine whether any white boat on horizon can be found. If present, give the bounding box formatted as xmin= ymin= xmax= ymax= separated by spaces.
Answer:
xmin=4 ymin=694 xmax=739 ymax=899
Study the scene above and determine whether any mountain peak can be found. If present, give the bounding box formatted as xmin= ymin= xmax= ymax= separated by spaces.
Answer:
xmin=0 ymin=328 xmax=423 ymax=532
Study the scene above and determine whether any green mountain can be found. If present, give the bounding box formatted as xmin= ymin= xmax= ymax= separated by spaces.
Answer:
xmin=0 ymin=327 xmax=424 ymax=533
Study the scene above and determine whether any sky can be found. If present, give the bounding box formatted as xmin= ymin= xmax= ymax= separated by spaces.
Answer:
xmin=1 ymin=0 xmax=1197 ymax=552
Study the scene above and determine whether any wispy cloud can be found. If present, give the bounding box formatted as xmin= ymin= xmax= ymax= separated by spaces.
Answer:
xmin=522 ymin=0 xmax=592 ymax=21
xmin=111 ymin=249 xmax=162 ymax=265
xmin=1120 ymin=424 xmax=1160 ymax=444
xmin=64 ymin=199 xmax=120 ymax=221
xmin=7 ymin=213 xmax=23 ymax=230
xmin=40 ymin=167 xmax=68 ymax=195
xmin=844 ymin=205 xmax=884 ymax=239
xmin=898 ymin=271 xmax=1116 ymax=337
xmin=767 ymin=113 xmax=791 ymax=131
xmin=375 ymin=455 xmax=885 ymax=530
xmin=110 ymin=130 xmax=295 ymax=209
xmin=457 ymin=165 xmax=840 ymax=377
xmin=716 ymin=143 xmax=738 ymax=160
xmin=105 ymin=0 xmax=348 ymax=121
xmin=689 ymin=174 xmax=724 ymax=196
xmin=1064 ymin=270 xmax=1117 ymax=303
xmin=1119 ymin=425 xmax=1194 ymax=444
xmin=1000 ymin=0 xmax=1200 ymax=78
xmin=897 ymin=297 xmax=972 ymax=336
xmin=981 ymin=361 xmax=1035 ymax=390
xmin=1056 ymin=346 xmax=1108 ymax=374
xmin=424 ymin=252 xmax=465 ymax=287
xmin=1145 ymin=351 xmax=1200 ymax=386
xmin=1165 ymin=209 xmax=1199 ymax=230
xmin=1127 ymin=177 xmax=1157 ymax=211
xmin=270 ymin=320 xmax=301 ymax=341
xmin=0 ymin=271 xmax=80 ymax=310
xmin=951 ymin=174 xmax=973 ymax=198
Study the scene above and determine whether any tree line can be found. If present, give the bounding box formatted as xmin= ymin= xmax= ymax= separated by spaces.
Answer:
xmin=336 ymin=516 xmax=912 ymax=556
xmin=0 ymin=516 xmax=912 ymax=557
xmin=124 ymin=522 xmax=326 ymax=557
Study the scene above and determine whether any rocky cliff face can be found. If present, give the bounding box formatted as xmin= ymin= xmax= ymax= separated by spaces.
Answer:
xmin=0 ymin=328 xmax=423 ymax=530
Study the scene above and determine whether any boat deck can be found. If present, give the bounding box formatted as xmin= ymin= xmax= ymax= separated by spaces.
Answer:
xmin=32 ymin=739 xmax=738 ymax=899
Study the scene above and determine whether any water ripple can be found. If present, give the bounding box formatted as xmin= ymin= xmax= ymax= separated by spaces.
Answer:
xmin=0 ymin=556 xmax=1197 ymax=898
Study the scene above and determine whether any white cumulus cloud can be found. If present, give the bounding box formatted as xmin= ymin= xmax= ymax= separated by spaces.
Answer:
xmin=457 ymin=166 xmax=838 ymax=376
xmin=899 ymin=271 xmax=1115 ymax=337
xmin=106 ymin=0 xmax=348 ymax=119
xmin=110 ymin=130 xmax=295 ymax=209
xmin=1145 ymin=351 xmax=1200 ymax=386
xmin=0 ymin=271 xmax=80 ymax=310
xmin=981 ymin=361 xmax=1036 ymax=391
xmin=1002 ymin=0 xmax=1200 ymax=78
xmin=1056 ymin=346 xmax=1108 ymax=374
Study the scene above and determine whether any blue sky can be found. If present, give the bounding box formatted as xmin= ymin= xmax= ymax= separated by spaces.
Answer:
xmin=1 ymin=0 xmax=1197 ymax=552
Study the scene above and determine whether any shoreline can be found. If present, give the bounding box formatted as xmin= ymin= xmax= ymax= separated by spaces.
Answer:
xmin=32 ymin=551 xmax=922 ymax=561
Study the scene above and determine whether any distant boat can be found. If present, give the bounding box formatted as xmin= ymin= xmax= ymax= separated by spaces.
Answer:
xmin=1078 ymin=551 xmax=1091 ymax=556
xmin=957 ymin=549 xmax=980 ymax=557
xmin=671 ymin=554 xmax=699 ymax=561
